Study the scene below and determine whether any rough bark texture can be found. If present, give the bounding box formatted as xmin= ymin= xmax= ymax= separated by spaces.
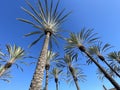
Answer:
xmin=0 ymin=62 xmax=12 ymax=76
xmin=69 ymin=66 xmax=80 ymax=90
xmin=29 ymin=32 xmax=50 ymax=90
xmin=83 ymin=50 xmax=120 ymax=90
xmin=45 ymin=67 xmax=49 ymax=90
xmin=55 ymin=78 xmax=58 ymax=90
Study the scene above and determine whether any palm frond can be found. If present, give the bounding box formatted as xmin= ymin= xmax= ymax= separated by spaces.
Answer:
xmin=88 ymin=41 xmax=112 ymax=56
xmin=24 ymin=31 xmax=41 ymax=37
xmin=108 ymin=51 xmax=120 ymax=63
xmin=6 ymin=44 xmax=25 ymax=60
xmin=21 ymin=7 xmax=42 ymax=25
xmin=29 ymin=33 xmax=44 ymax=48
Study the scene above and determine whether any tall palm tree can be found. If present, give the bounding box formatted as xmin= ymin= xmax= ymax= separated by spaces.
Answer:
xmin=0 ymin=44 xmax=25 ymax=76
xmin=58 ymin=54 xmax=85 ymax=90
xmin=17 ymin=0 xmax=70 ymax=89
xmin=50 ymin=68 xmax=62 ymax=90
xmin=45 ymin=50 xmax=59 ymax=90
xmin=65 ymin=28 xmax=120 ymax=89
xmin=88 ymin=42 xmax=120 ymax=78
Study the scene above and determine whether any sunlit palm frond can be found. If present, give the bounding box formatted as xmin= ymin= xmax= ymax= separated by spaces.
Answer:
xmin=50 ymin=68 xmax=62 ymax=79
xmin=107 ymin=51 xmax=120 ymax=74
xmin=6 ymin=44 xmax=25 ymax=61
xmin=46 ymin=50 xmax=59 ymax=68
xmin=88 ymin=41 xmax=112 ymax=56
xmin=18 ymin=0 xmax=71 ymax=47
xmin=108 ymin=51 xmax=120 ymax=63
xmin=67 ymin=67 xmax=86 ymax=84
xmin=87 ymin=41 xmax=112 ymax=64
xmin=65 ymin=28 xmax=99 ymax=55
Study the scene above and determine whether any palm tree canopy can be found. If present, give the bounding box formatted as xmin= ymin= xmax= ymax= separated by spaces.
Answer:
xmin=46 ymin=50 xmax=59 ymax=64
xmin=107 ymin=51 xmax=120 ymax=74
xmin=64 ymin=28 xmax=99 ymax=55
xmin=6 ymin=44 xmax=25 ymax=61
xmin=58 ymin=54 xmax=86 ymax=83
xmin=50 ymin=68 xmax=62 ymax=79
xmin=88 ymin=41 xmax=112 ymax=56
xmin=108 ymin=51 xmax=120 ymax=63
xmin=17 ymin=0 xmax=71 ymax=47
xmin=87 ymin=41 xmax=112 ymax=64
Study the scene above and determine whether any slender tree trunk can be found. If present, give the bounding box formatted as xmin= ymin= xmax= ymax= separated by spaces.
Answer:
xmin=45 ymin=67 xmax=49 ymax=90
xmin=83 ymin=50 xmax=120 ymax=90
xmin=0 ymin=59 xmax=14 ymax=76
xmin=103 ymin=59 xmax=120 ymax=78
xmin=69 ymin=66 xmax=80 ymax=90
xmin=55 ymin=78 xmax=58 ymax=90
xmin=29 ymin=32 xmax=50 ymax=90
xmin=98 ymin=55 xmax=120 ymax=78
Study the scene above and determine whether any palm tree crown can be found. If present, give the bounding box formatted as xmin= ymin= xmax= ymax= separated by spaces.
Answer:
xmin=18 ymin=0 xmax=71 ymax=47
xmin=65 ymin=28 xmax=99 ymax=54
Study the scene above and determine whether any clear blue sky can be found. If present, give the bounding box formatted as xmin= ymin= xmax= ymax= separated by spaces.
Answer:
xmin=0 ymin=0 xmax=120 ymax=90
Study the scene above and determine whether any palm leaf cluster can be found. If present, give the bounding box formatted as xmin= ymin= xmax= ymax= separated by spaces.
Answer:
xmin=1 ymin=0 xmax=119 ymax=90
xmin=18 ymin=0 xmax=71 ymax=48
xmin=65 ymin=28 xmax=98 ymax=54
xmin=0 ymin=44 xmax=26 ymax=77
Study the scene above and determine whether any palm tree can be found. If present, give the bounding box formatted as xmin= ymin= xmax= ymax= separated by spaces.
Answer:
xmin=50 ymin=68 xmax=62 ymax=90
xmin=58 ymin=54 xmax=86 ymax=90
xmin=88 ymin=42 xmax=120 ymax=78
xmin=17 ymin=0 xmax=70 ymax=89
xmin=65 ymin=28 xmax=120 ymax=89
xmin=0 ymin=44 xmax=25 ymax=76
xmin=45 ymin=50 xmax=59 ymax=90
xmin=108 ymin=51 xmax=120 ymax=70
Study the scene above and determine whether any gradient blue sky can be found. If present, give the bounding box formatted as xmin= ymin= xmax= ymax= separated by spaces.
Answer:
xmin=0 ymin=0 xmax=120 ymax=90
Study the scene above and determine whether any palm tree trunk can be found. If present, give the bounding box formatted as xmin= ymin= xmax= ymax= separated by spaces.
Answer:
xmin=103 ymin=59 xmax=120 ymax=78
xmin=69 ymin=67 xmax=80 ymax=90
xmin=55 ymin=78 xmax=58 ymax=90
xmin=98 ymin=55 xmax=120 ymax=78
xmin=0 ymin=59 xmax=14 ymax=76
xmin=29 ymin=32 xmax=50 ymax=90
xmin=83 ymin=50 xmax=120 ymax=89
xmin=45 ymin=68 xmax=49 ymax=90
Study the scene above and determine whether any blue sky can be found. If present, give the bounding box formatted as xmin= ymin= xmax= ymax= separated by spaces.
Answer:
xmin=0 ymin=0 xmax=120 ymax=90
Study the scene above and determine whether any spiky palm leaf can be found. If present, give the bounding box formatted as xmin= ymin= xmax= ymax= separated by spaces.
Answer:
xmin=0 ymin=44 xmax=26 ymax=76
xmin=50 ymin=68 xmax=62 ymax=90
xmin=108 ymin=51 xmax=120 ymax=74
xmin=50 ymin=68 xmax=62 ymax=79
xmin=6 ymin=44 xmax=25 ymax=61
xmin=88 ymin=41 xmax=112 ymax=56
xmin=18 ymin=0 xmax=71 ymax=48
xmin=65 ymin=28 xmax=99 ymax=55
xmin=108 ymin=51 xmax=120 ymax=63
xmin=58 ymin=54 xmax=86 ymax=85
xmin=87 ymin=41 xmax=112 ymax=64
xmin=46 ymin=50 xmax=59 ymax=66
